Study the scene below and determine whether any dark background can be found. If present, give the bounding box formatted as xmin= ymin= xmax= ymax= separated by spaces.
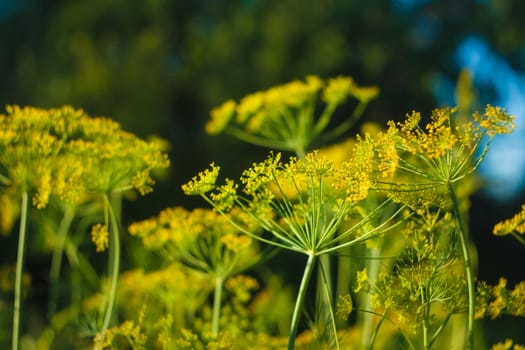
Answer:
xmin=1 ymin=0 xmax=524 ymax=345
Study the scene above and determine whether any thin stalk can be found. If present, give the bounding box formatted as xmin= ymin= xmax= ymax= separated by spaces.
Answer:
xmin=367 ymin=312 xmax=386 ymax=350
xmin=319 ymin=258 xmax=339 ymax=350
xmin=316 ymin=254 xmax=332 ymax=330
xmin=12 ymin=192 xmax=29 ymax=350
xmin=361 ymin=245 xmax=381 ymax=349
xmin=315 ymin=101 xmax=368 ymax=145
xmin=429 ymin=312 xmax=453 ymax=349
xmin=448 ymin=184 xmax=474 ymax=350
xmin=288 ymin=253 xmax=317 ymax=350
xmin=48 ymin=205 xmax=75 ymax=319
xmin=100 ymin=195 xmax=121 ymax=336
xmin=212 ymin=276 xmax=224 ymax=337
xmin=421 ymin=287 xmax=430 ymax=350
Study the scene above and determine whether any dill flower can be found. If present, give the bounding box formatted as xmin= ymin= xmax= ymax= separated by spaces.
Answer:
xmin=336 ymin=294 xmax=354 ymax=321
xmin=181 ymin=163 xmax=221 ymax=195
xmin=354 ymin=268 xmax=369 ymax=293
xmin=206 ymin=100 xmax=236 ymax=135
xmin=183 ymin=146 xmax=403 ymax=349
xmin=382 ymin=105 xmax=515 ymax=350
xmin=491 ymin=339 xmax=525 ymax=350
xmin=385 ymin=105 xmax=515 ymax=188
xmin=204 ymin=75 xmax=379 ymax=156
xmin=476 ymin=278 xmax=525 ymax=320
xmin=128 ymin=206 xmax=261 ymax=277
xmin=0 ymin=107 xmax=64 ymax=208
xmin=184 ymin=148 xmax=398 ymax=256
xmin=91 ymin=224 xmax=110 ymax=253
xmin=64 ymin=128 xmax=169 ymax=197
xmin=93 ymin=320 xmax=147 ymax=350
xmin=0 ymin=105 xmax=170 ymax=207
xmin=367 ymin=210 xmax=466 ymax=346
xmin=322 ymin=76 xmax=355 ymax=106
xmin=130 ymin=206 xmax=262 ymax=338
xmin=493 ymin=204 xmax=525 ymax=244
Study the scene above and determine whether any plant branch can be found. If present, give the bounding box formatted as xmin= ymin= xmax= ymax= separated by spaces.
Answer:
xmin=288 ymin=253 xmax=317 ymax=350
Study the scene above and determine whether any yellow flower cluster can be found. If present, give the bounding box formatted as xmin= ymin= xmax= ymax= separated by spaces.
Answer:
xmin=94 ymin=320 xmax=146 ymax=350
xmin=334 ymin=136 xmax=374 ymax=203
xmin=225 ymin=275 xmax=260 ymax=303
xmin=475 ymin=104 xmax=516 ymax=137
xmin=181 ymin=163 xmax=220 ymax=195
xmin=0 ymin=105 xmax=170 ymax=210
xmin=118 ymin=262 xmax=212 ymax=314
xmin=184 ymin=144 xmax=398 ymax=256
xmin=205 ymin=75 xmax=379 ymax=154
xmin=336 ymin=294 xmax=354 ymax=321
xmin=354 ymin=267 xmax=369 ymax=293
xmin=369 ymin=211 xmax=466 ymax=329
xmin=128 ymin=207 xmax=260 ymax=277
xmin=493 ymin=204 xmax=525 ymax=238
xmin=0 ymin=106 xmax=65 ymax=208
xmin=386 ymin=105 xmax=515 ymax=187
xmin=476 ymin=278 xmax=525 ymax=320
xmin=491 ymin=339 xmax=525 ymax=350
xmin=91 ymin=224 xmax=110 ymax=253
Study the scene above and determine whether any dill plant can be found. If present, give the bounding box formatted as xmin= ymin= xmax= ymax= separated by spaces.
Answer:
xmin=183 ymin=142 xmax=403 ymax=349
xmin=128 ymin=206 xmax=262 ymax=338
xmin=198 ymin=75 xmax=394 ymax=349
xmin=359 ymin=105 xmax=515 ymax=349
xmin=205 ymin=75 xmax=379 ymax=157
xmin=183 ymin=77 xmax=522 ymax=349
xmin=0 ymin=105 xmax=169 ymax=349
xmin=1 ymin=77 xmax=523 ymax=350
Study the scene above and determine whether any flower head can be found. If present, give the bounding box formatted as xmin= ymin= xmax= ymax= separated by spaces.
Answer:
xmin=385 ymin=105 xmax=515 ymax=189
xmin=493 ymin=204 xmax=525 ymax=238
xmin=0 ymin=105 xmax=170 ymax=209
xmin=128 ymin=207 xmax=260 ymax=277
xmin=91 ymin=224 xmax=110 ymax=253
xmin=204 ymin=75 xmax=378 ymax=154
xmin=206 ymin=100 xmax=236 ymax=135
xmin=182 ymin=163 xmax=220 ymax=195
xmin=187 ymin=149 xmax=400 ymax=256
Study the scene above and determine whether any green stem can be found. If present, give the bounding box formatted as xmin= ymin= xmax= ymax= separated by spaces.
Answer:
xmin=212 ymin=276 xmax=224 ymax=337
xmin=316 ymin=101 xmax=368 ymax=145
xmin=318 ymin=258 xmax=339 ymax=350
xmin=48 ymin=205 xmax=75 ymax=319
xmin=316 ymin=254 xmax=332 ymax=328
xmin=422 ymin=287 xmax=430 ymax=350
xmin=12 ymin=192 xmax=29 ymax=350
xmin=448 ymin=184 xmax=474 ymax=350
xmin=367 ymin=312 xmax=386 ymax=350
xmin=361 ymin=246 xmax=381 ymax=349
xmin=429 ymin=312 xmax=453 ymax=348
xmin=288 ymin=253 xmax=317 ymax=350
xmin=100 ymin=195 xmax=121 ymax=336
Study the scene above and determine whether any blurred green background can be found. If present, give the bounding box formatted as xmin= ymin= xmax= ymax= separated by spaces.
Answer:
xmin=1 ymin=0 xmax=525 ymax=345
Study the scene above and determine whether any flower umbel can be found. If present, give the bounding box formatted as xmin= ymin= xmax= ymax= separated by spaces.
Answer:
xmin=493 ymin=204 xmax=525 ymax=245
xmin=182 ymin=163 xmax=220 ymax=195
xmin=205 ymin=75 xmax=379 ymax=155
xmin=385 ymin=105 xmax=515 ymax=187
